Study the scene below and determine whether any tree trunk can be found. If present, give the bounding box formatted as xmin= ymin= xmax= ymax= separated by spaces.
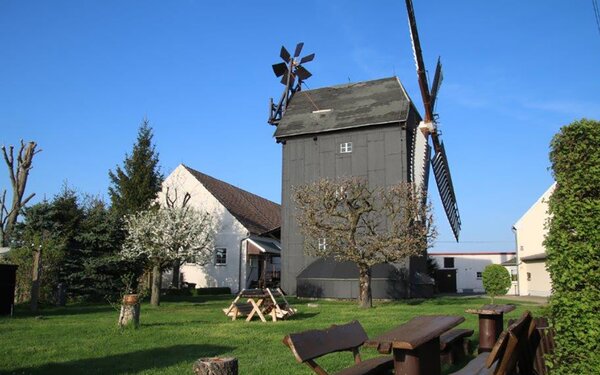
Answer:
xmin=193 ymin=357 xmax=238 ymax=375
xmin=171 ymin=259 xmax=180 ymax=289
xmin=358 ymin=265 xmax=372 ymax=308
xmin=151 ymin=265 xmax=161 ymax=306
xmin=30 ymin=247 xmax=42 ymax=312
xmin=118 ymin=295 xmax=140 ymax=329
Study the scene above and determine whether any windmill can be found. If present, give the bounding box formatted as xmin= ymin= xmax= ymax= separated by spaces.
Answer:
xmin=268 ymin=42 xmax=315 ymax=125
xmin=405 ymin=0 xmax=461 ymax=241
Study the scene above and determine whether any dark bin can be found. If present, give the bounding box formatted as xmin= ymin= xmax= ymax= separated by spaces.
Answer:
xmin=0 ymin=264 xmax=18 ymax=316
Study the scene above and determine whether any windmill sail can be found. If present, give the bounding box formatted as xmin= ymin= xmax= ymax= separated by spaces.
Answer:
xmin=405 ymin=0 xmax=461 ymax=241
xmin=431 ymin=142 xmax=461 ymax=240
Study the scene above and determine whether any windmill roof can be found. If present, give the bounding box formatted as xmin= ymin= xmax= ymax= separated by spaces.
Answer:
xmin=182 ymin=165 xmax=281 ymax=235
xmin=274 ymin=77 xmax=413 ymax=138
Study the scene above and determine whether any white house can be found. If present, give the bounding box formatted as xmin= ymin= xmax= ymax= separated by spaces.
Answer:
xmin=158 ymin=164 xmax=281 ymax=294
xmin=512 ymin=184 xmax=555 ymax=297
xmin=429 ymin=251 xmax=518 ymax=295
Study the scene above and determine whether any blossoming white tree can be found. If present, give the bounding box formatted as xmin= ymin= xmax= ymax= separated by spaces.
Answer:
xmin=121 ymin=203 xmax=214 ymax=306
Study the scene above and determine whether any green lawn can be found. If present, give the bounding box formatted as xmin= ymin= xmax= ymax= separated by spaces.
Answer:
xmin=0 ymin=295 xmax=544 ymax=375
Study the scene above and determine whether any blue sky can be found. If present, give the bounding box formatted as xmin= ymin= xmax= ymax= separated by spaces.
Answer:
xmin=1 ymin=1 xmax=599 ymax=252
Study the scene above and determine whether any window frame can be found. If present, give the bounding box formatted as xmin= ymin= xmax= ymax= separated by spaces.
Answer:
xmin=339 ymin=142 xmax=353 ymax=154
xmin=443 ymin=257 xmax=455 ymax=269
xmin=215 ymin=247 xmax=227 ymax=266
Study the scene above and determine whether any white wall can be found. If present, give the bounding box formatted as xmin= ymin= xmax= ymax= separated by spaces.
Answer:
xmin=158 ymin=165 xmax=249 ymax=294
xmin=431 ymin=252 xmax=518 ymax=295
xmin=513 ymin=184 xmax=554 ymax=297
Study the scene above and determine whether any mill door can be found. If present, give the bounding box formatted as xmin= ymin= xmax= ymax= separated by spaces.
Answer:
xmin=435 ymin=269 xmax=457 ymax=293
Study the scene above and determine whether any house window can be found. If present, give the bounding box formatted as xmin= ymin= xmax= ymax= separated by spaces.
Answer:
xmin=443 ymin=257 xmax=454 ymax=268
xmin=318 ymin=238 xmax=327 ymax=251
xmin=476 ymin=272 xmax=482 ymax=280
xmin=340 ymin=142 xmax=353 ymax=153
xmin=511 ymin=270 xmax=518 ymax=281
xmin=527 ymin=272 xmax=531 ymax=281
xmin=215 ymin=248 xmax=226 ymax=265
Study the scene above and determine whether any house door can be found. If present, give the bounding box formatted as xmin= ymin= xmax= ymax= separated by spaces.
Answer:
xmin=435 ymin=269 xmax=457 ymax=293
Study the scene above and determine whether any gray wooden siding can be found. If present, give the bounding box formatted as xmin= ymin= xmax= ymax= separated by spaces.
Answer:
xmin=280 ymin=122 xmax=412 ymax=294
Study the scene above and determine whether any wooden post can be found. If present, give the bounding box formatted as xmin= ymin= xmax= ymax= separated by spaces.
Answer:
xmin=30 ymin=247 xmax=42 ymax=312
xmin=193 ymin=357 xmax=238 ymax=375
xmin=118 ymin=294 xmax=140 ymax=329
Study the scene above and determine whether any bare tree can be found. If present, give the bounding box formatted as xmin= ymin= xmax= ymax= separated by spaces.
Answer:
xmin=1 ymin=141 xmax=41 ymax=246
xmin=293 ymin=178 xmax=437 ymax=308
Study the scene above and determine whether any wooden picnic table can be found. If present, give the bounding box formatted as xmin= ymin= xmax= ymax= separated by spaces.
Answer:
xmin=465 ymin=304 xmax=516 ymax=353
xmin=365 ymin=315 xmax=465 ymax=375
xmin=223 ymin=288 xmax=296 ymax=322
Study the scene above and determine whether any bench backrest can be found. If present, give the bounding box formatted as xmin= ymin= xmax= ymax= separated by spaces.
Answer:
xmin=283 ymin=320 xmax=368 ymax=363
xmin=486 ymin=310 xmax=532 ymax=375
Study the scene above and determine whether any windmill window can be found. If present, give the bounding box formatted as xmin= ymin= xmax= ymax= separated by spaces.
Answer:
xmin=215 ymin=248 xmax=227 ymax=265
xmin=476 ymin=272 xmax=482 ymax=280
xmin=443 ymin=257 xmax=454 ymax=268
xmin=340 ymin=142 xmax=353 ymax=153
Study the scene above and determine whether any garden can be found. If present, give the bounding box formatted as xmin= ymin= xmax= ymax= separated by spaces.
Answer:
xmin=0 ymin=295 xmax=543 ymax=375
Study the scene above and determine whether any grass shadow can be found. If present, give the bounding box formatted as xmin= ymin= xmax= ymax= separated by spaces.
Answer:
xmin=11 ymin=304 xmax=117 ymax=318
xmin=6 ymin=344 xmax=233 ymax=375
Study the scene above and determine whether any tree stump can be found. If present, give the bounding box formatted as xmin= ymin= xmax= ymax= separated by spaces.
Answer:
xmin=118 ymin=294 xmax=140 ymax=329
xmin=193 ymin=357 xmax=238 ymax=375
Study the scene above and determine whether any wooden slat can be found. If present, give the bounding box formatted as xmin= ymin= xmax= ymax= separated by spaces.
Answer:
xmin=491 ymin=311 xmax=532 ymax=375
xmin=449 ymin=352 xmax=491 ymax=375
xmin=440 ymin=329 xmax=474 ymax=351
xmin=283 ymin=321 xmax=368 ymax=363
xmin=334 ymin=356 xmax=393 ymax=375
xmin=365 ymin=315 xmax=465 ymax=351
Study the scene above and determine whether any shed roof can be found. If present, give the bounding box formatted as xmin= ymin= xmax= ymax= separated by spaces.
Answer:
xmin=183 ymin=165 xmax=281 ymax=235
xmin=274 ymin=77 xmax=413 ymax=138
xmin=520 ymin=253 xmax=547 ymax=262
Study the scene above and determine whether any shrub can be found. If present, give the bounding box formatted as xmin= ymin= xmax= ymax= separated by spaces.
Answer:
xmin=545 ymin=118 xmax=600 ymax=373
xmin=482 ymin=264 xmax=511 ymax=304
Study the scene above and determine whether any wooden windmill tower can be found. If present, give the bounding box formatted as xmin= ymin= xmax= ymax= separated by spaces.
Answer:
xmin=267 ymin=2 xmax=460 ymax=298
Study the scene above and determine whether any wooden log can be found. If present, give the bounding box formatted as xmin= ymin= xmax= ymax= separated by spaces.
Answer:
xmin=193 ymin=357 xmax=238 ymax=375
xmin=118 ymin=294 xmax=140 ymax=329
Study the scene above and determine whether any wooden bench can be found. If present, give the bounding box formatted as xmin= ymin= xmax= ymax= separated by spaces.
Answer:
xmin=450 ymin=311 xmax=533 ymax=375
xmin=507 ymin=316 xmax=555 ymax=375
xmin=439 ymin=328 xmax=474 ymax=365
xmin=283 ymin=320 xmax=393 ymax=375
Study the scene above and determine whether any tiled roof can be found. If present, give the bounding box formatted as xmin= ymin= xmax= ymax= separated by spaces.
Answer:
xmin=183 ymin=165 xmax=281 ymax=235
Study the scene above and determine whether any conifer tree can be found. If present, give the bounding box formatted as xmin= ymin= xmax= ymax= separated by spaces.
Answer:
xmin=108 ymin=119 xmax=163 ymax=218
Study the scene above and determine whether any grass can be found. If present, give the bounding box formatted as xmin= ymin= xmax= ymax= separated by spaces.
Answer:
xmin=0 ymin=295 xmax=544 ymax=375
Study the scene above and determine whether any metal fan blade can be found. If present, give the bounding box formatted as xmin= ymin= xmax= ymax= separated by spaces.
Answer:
xmin=430 ymin=57 xmax=443 ymax=111
xmin=431 ymin=141 xmax=461 ymax=241
xmin=294 ymin=42 xmax=304 ymax=58
xmin=295 ymin=65 xmax=312 ymax=81
xmin=272 ymin=62 xmax=288 ymax=77
xmin=300 ymin=53 xmax=315 ymax=64
xmin=280 ymin=46 xmax=291 ymax=63
xmin=405 ymin=0 xmax=433 ymax=122
xmin=281 ymin=72 xmax=295 ymax=85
